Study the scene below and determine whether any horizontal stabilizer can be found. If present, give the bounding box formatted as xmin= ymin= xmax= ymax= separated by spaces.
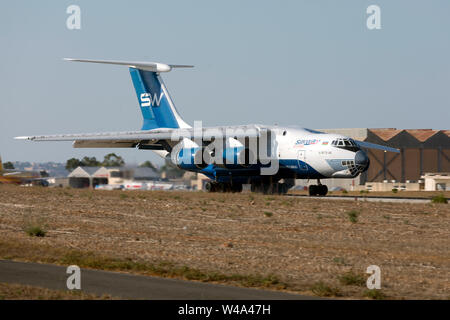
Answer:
xmin=63 ymin=58 xmax=193 ymax=73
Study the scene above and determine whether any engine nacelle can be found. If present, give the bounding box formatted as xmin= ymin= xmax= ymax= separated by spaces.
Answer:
xmin=174 ymin=147 xmax=210 ymax=170
xmin=217 ymin=147 xmax=257 ymax=168
xmin=170 ymin=137 xmax=258 ymax=171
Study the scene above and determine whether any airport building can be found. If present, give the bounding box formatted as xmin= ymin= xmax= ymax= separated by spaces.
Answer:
xmin=421 ymin=172 xmax=450 ymax=191
xmin=68 ymin=166 xmax=159 ymax=188
xmin=314 ymin=128 xmax=450 ymax=191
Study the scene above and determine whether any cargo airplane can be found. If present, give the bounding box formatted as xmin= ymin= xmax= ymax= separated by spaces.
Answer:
xmin=16 ymin=59 xmax=399 ymax=195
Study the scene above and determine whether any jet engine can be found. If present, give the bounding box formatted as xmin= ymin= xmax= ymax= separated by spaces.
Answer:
xmin=218 ymin=146 xmax=256 ymax=168
xmin=215 ymin=137 xmax=257 ymax=168
xmin=170 ymin=138 xmax=211 ymax=170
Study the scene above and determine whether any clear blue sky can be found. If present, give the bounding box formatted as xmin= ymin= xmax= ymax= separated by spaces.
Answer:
xmin=1 ymin=0 xmax=449 ymax=165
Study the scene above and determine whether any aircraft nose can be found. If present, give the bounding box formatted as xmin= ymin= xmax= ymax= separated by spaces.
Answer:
xmin=355 ymin=150 xmax=369 ymax=172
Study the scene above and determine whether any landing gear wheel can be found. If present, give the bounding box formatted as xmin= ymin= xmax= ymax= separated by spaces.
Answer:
xmin=251 ymin=182 xmax=263 ymax=193
xmin=225 ymin=183 xmax=233 ymax=193
xmin=231 ymin=183 xmax=243 ymax=193
xmin=308 ymin=185 xmax=318 ymax=196
xmin=251 ymin=182 xmax=289 ymax=194
xmin=209 ymin=182 xmax=241 ymax=193
xmin=280 ymin=183 xmax=288 ymax=194
xmin=308 ymin=184 xmax=328 ymax=196
xmin=318 ymin=185 xmax=328 ymax=196
xmin=262 ymin=183 xmax=272 ymax=194
xmin=215 ymin=183 xmax=225 ymax=193
xmin=275 ymin=183 xmax=288 ymax=195
xmin=205 ymin=182 xmax=215 ymax=192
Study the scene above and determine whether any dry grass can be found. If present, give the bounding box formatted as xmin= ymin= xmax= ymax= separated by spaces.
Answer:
xmin=0 ymin=185 xmax=449 ymax=299
xmin=0 ymin=282 xmax=115 ymax=300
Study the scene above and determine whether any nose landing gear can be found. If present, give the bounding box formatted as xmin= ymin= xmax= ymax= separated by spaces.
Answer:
xmin=308 ymin=180 xmax=328 ymax=196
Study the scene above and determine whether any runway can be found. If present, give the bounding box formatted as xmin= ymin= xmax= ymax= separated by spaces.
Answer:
xmin=0 ymin=260 xmax=315 ymax=300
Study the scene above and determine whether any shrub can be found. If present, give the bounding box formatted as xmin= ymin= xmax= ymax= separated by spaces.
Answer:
xmin=264 ymin=211 xmax=273 ymax=217
xmin=339 ymin=271 xmax=366 ymax=286
xmin=311 ymin=281 xmax=341 ymax=297
xmin=364 ymin=289 xmax=387 ymax=300
xmin=23 ymin=216 xmax=47 ymax=237
xmin=333 ymin=257 xmax=345 ymax=265
xmin=392 ymin=188 xmax=398 ymax=193
xmin=25 ymin=225 xmax=46 ymax=237
xmin=431 ymin=194 xmax=447 ymax=204
xmin=342 ymin=189 xmax=348 ymax=194
xmin=347 ymin=210 xmax=360 ymax=223
xmin=332 ymin=257 xmax=346 ymax=265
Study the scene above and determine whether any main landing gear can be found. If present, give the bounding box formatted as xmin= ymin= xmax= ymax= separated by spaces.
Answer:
xmin=205 ymin=179 xmax=293 ymax=195
xmin=250 ymin=182 xmax=289 ymax=195
xmin=308 ymin=180 xmax=328 ymax=196
xmin=206 ymin=181 xmax=243 ymax=193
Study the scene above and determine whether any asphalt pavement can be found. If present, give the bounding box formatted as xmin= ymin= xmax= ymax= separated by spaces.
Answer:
xmin=0 ymin=260 xmax=315 ymax=300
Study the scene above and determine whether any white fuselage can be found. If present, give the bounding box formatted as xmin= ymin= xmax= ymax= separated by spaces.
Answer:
xmin=272 ymin=127 xmax=368 ymax=179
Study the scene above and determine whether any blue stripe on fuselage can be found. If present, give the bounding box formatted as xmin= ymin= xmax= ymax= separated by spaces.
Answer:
xmin=193 ymin=158 xmax=325 ymax=182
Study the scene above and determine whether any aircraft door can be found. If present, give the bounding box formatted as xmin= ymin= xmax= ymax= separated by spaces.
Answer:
xmin=297 ymin=150 xmax=308 ymax=170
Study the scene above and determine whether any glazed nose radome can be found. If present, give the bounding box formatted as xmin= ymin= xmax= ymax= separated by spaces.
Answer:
xmin=355 ymin=150 xmax=369 ymax=171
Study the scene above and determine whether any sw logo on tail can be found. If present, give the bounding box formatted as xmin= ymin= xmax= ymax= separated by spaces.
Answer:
xmin=140 ymin=92 xmax=164 ymax=108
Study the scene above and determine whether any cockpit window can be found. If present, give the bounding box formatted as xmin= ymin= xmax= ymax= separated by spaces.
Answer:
xmin=331 ymin=138 xmax=360 ymax=152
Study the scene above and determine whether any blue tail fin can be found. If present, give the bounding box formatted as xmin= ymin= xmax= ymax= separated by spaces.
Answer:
xmin=62 ymin=59 xmax=191 ymax=130
xmin=129 ymin=68 xmax=190 ymax=130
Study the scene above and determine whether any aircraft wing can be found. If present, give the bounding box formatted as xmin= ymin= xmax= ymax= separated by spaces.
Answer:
xmin=15 ymin=125 xmax=263 ymax=150
xmin=3 ymin=171 xmax=24 ymax=176
xmin=355 ymin=140 xmax=400 ymax=153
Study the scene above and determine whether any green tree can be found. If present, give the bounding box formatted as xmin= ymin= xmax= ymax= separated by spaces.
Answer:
xmin=81 ymin=156 xmax=101 ymax=167
xmin=65 ymin=158 xmax=83 ymax=171
xmin=139 ymin=160 xmax=156 ymax=170
xmin=3 ymin=162 xmax=14 ymax=169
xmin=102 ymin=153 xmax=125 ymax=167
xmin=159 ymin=159 xmax=185 ymax=179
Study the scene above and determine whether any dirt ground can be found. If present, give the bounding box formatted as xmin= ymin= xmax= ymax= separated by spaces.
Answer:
xmin=0 ymin=185 xmax=448 ymax=299
xmin=290 ymin=189 xmax=450 ymax=199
